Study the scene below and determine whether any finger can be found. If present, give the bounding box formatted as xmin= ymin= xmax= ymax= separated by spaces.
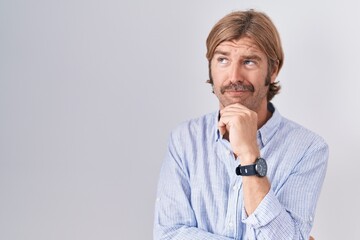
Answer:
xmin=221 ymin=105 xmax=252 ymax=116
xmin=218 ymin=120 xmax=227 ymax=137
xmin=222 ymin=103 xmax=248 ymax=111
xmin=220 ymin=110 xmax=250 ymax=119
xmin=223 ymin=105 xmax=251 ymax=113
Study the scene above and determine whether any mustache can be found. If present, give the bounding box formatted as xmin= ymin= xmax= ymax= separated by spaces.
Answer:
xmin=220 ymin=82 xmax=254 ymax=94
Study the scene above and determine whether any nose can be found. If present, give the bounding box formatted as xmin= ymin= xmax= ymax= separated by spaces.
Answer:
xmin=229 ymin=62 xmax=243 ymax=83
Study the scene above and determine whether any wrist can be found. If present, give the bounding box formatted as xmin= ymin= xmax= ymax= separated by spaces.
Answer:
xmin=236 ymin=157 xmax=267 ymax=177
xmin=236 ymin=151 xmax=260 ymax=165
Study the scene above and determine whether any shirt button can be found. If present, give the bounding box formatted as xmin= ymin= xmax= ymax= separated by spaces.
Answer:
xmin=226 ymin=150 xmax=231 ymax=156
xmin=232 ymin=185 xmax=238 ymax=191
xmin=229 ymin=221 xmax=233 ymax=227
xmin=309 ymin=216 xmax=313 ymax=222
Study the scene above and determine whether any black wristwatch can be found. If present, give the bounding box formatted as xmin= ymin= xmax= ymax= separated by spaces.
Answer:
xmin=235 ymin=157 xmax=267 ymax=177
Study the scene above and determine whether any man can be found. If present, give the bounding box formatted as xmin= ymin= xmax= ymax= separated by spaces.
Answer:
xmin=154 ymin=10 xmax=328 ymax=239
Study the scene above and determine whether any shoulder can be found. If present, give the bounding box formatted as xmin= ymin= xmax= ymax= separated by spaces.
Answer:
xmin=279 ymin=116 xmax=328 ymax=153
xmin=165 ymin=112 xmax=218 ymax=165
xmin=264 ymin=104 xmax=328 ymax=153
xmin=170 ymin=111 xmax=218 ymax=140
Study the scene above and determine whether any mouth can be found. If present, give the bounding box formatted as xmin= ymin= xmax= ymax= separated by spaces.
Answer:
xmin=223 ymin=90 xmax=251 ymax=97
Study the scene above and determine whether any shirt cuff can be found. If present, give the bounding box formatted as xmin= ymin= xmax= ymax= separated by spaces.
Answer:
xmin=241 ymin=189 xmax=282 ymax=229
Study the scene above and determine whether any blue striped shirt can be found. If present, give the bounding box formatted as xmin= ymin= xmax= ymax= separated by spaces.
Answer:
xmin=154 ymin=104 xmax=328 ymax=239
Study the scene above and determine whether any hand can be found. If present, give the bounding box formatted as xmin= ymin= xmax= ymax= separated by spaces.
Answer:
xmin=218 ymin=103 xmax=260 ymax=163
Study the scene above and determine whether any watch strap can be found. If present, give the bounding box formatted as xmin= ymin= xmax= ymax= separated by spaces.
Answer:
xmin=235 ymin=164 xmax=256 ymax=176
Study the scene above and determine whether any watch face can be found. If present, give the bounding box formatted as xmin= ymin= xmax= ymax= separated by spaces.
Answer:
xmin=255 ymin=158 xmax=267 ymax=177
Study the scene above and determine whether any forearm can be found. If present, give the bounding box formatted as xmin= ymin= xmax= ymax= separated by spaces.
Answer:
xmin=240 ymin=162 xmax=304 ymax=239
xmin=242 ymin=175 xmax=270 ymax=215
xmin=242 ymin=190 xmax=307 ymax=240
xmin=256 ymin=209 xmax=301 ymax=239
xmin=237 ymin=148 xmax=271 ymax=216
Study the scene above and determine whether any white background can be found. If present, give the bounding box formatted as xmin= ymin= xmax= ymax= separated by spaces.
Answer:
xmin=1 ymin=0 xmax=359 ymax=239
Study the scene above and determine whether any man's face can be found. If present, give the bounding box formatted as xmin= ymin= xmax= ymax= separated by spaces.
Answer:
xmin=210 ymin=37 xmax=277 ymax=112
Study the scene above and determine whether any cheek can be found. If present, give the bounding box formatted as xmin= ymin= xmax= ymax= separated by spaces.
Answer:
xmin=211 ymin=67 xmax=226 ymax=86
xmin=212 ymin=74 xmax=224 ymax=91
xmin=211 ymin=77 xmax=223 ymax=96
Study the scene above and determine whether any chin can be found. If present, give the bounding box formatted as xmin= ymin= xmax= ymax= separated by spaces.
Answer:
xmin=221 ymin=99 xmax=245 ymax=108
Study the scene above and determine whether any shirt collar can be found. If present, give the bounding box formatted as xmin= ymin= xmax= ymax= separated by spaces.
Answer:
xmin=215 ymin=111 xmax=221 ymax=142
xmin=257 ymin=102 xmax=282 ymax=146
xmin=214 ymin=102 xmax=282 ymax=145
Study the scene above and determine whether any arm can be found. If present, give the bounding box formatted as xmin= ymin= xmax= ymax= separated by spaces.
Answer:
xmin=243 ymin=143 xmax=328 ymax=239
xmin=218 ymin=103 xmax=270 ymax=216
xmin=153 ymin=131 xmax=233 ymax=240
xmin=219 ymin=103 xmax=328 ymax=239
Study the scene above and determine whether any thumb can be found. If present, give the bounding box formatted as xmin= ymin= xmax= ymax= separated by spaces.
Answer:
xmin=218 ymin=121 xmax=227 ymax=138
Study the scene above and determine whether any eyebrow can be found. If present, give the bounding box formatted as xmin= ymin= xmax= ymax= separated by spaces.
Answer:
xmin=213 ymin=50 xmax=230 ymax=56
xmin=243 ymin=54 xmax=262 ymax=61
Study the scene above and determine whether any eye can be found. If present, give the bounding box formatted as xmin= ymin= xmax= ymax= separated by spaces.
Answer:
xmin=244 ymin=59 xmax=255 ymax=66
xmin=217 ymin=57 xmax=229 ymax=64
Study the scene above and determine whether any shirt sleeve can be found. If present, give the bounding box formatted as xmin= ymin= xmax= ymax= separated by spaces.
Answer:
xmin=153 ymin=131 xmax=232 ymax=240
xmin=242 ymin=140 xmax=329 ymax=240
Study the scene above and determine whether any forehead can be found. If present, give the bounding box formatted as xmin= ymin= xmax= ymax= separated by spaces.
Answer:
xmin=215 ymin=37 xmax=264 ymax=56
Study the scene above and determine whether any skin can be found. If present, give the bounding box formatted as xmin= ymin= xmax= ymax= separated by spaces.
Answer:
xmin=210 ymin=37 xmax=278 ymax=215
